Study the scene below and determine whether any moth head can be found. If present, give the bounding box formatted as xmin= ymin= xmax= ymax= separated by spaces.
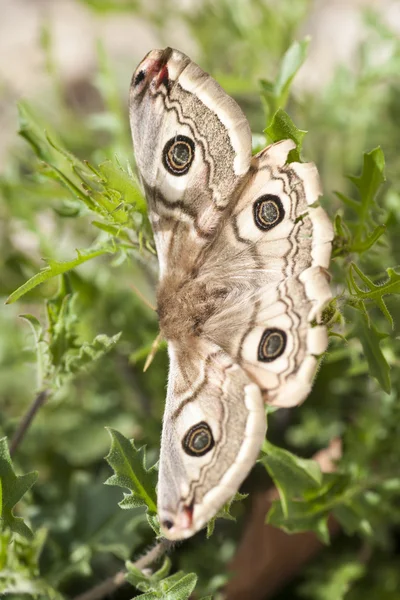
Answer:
xmin=157 ymin=365 xmax=266 ymax=540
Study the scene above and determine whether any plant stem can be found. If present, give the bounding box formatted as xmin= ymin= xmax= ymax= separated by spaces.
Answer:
xmin=9 ymin=390 xmax=49 ymax=456
xmin=72 ymin=540 xmax=170 ymax=600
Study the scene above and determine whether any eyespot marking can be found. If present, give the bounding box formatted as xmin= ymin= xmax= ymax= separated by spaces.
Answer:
xmin=258 ymin=328 xmax=287 ymax=362
xmin=182 ymin=421 xmax=214 ymax=457
xmin=163 ymin=135 xmax=195 ymax=176
xmin=253 ymin=195 xmax=285 ymax=231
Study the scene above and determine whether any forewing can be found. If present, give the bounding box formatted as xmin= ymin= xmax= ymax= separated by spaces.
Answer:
xmin=129 ymin=48 xmax=252 ymax=276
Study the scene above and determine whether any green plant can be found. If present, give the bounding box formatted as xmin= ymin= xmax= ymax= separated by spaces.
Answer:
xmin=1 ymin=3 xmax=400 ymax=599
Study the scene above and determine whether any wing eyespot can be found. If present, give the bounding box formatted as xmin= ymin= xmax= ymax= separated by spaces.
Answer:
xmin=163 ymin=135 xmax=195 ymax=176
xmin=182 ymin=422 xmax=214 ymax=457
xmin=253 ymin=194 xmax=285 ymax=231
xmin=258 ymin=328 xmax=287 ymax=362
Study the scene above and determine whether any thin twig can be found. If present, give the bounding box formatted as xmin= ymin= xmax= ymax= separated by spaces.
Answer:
xmin=10 ymin=390 xmax=49 ymax=456
xmin=72 ymin=540 xmax=170 ymax=600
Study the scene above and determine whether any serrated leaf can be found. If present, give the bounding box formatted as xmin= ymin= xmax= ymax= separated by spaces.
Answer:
xmin=261 ymin=440 xmax=322 ymax=517
xmin=348 ymin=262 xmax=400 ymax=328
xmin=6 ymin=246 xmax=115 ymax=304
xmin=352 ymin=314 xmax=391 ymax=394
xmin=348 ymin=147 xmax=385 ymax=219
xmin=163 ymin=572 xmax=197 ymax=599
xmin=336 ymin=147 xmax=386 ymax=246
xmin=0 ymin=439 xmax=38 ymax=539
xmin=146 ymin=512 xmax=161 ymax=536
xmin=20 ymin=314 xmax=50 ymax=390
xmin=105 ymin=429 xmax=157 ymax=515
xmin=265 ymin=109 xmax=306 ymax=162
xmin=127 ymin=559 xmax=197 ymax=600
xmin=206 ymin=492 xmax=248 ymax=538
xmin=65 ymin=332 xmax=121 ymax=374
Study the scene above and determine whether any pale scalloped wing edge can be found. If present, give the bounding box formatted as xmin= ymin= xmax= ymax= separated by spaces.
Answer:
xmin=265 ymin=146 xmax=333 ymax=408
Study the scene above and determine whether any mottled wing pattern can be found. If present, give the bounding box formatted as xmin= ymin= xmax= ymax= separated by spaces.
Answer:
xmin=129 ymin=48 xmax=252 ymax=277
xmin=129 ymin=47 xmax=333 ymax=540
xmin=199 ymin=140 xmax=333 ymax=407
xmin=157 ymin=338 xmax=265 ymax=539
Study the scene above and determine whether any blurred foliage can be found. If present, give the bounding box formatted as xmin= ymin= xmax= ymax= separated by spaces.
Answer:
xmin=0 ymin=0 xmax=400 ymax=598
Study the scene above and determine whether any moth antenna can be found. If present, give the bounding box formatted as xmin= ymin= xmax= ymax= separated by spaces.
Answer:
xmin=144 ymin=331 xmax=163 ymax=372
xmin=130 ymin=283 xmax=156 ymax=312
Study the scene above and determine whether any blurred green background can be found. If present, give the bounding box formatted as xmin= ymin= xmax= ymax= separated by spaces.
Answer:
xmin=0 ymin=0 xmax=400 ymax=598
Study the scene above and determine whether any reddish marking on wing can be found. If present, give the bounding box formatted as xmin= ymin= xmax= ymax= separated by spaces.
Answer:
xmin=184 ymin=504 xmax=194 ymax=527
xmin=157 ymin=64 xmax=169 ymax=88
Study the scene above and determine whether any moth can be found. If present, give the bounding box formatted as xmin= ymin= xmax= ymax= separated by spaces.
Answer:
xmin=129 ymin=48 xmax=333 ymax=540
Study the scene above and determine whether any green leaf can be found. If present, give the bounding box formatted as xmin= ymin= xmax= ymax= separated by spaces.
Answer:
xmin=126 ymin=558 xmax=198 ymax=600
xmin=348 ymin=262 xmax=400 ymax=328
xmin=0 ymin=439 xmax=38 ymax=539
xmin=299 ymin=559 xmax=365 ymax=600
xmin=273 ymin=37 xmax=310 ymax=108
xmin=105 ymin=429 xmax=157 ymax=515
xmin=267 ymin=473 xmax=352 ymax=544
xmin=352 ymin=314 xmax=391 ymax=394
xmin=261 ymin=440 xmax=322 ymax=517
xmin=162 ymin=573 xmax=197 ymax=600
xmin=336 ymin=147 xmax=386 ymax=243
xmin=65 ymin=332 xmax=121 ymax=374
xmin=207 ymin=492 xmax=247 ymax=538
xmin=348 ymin=147 xmax=385 ymax=222
xmin=264 ymin=109 xmax=307 ymax=162
xmin=6 ymin=246 xmax=115 ymax=304
xmin=0 ymin=528 xmax=63 ymax=598
xmin=261 ymin=37 xmax=310 ymax=118
xmin=20 ymin=314 xmax=50 ymax=390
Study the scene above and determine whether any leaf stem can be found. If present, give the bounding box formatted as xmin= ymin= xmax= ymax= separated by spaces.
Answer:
xmin=72 ymin=540 xmax=170 ymax=600
xmin=10 ymin=390 xmax=49 ymax=456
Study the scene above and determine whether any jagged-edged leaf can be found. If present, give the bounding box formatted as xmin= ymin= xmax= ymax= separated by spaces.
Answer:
xmin=207 ymin=492 xmax=248 ymax=538
xmin=6 ymin=246 xmax=115 ymax=304
xmin=0 ymin=439 xmax=38 ymax=539
xmin=19 ymin=314 xmax=51 ymax=390
xmin=17 ymin=101 xmax=151 ymax=244
xmin=126 ymin=557 xmax=198 ymax=600
xmin=126 ymin=557 xmax=171 ymax=592
xmin=65 ymin=333 xmax=121 ymax=374
xmin=348 ymin=262 xmax=400 ymax=329
xmin=261 ymin=440 xmax=322 ymax=517
xmin=0 ymin=528 xmax=63 ymax=598
xmin=265 ymin=109 xmax=306 ymax=162
xmin=335 ymin=147 xmax=386 ymax=247
xmin=105 ymin=429 xmax=157 ymax=515
xmin=352 ymin=314 xmax=391 ymax=394
xmin=162 ymin=572 xmax=197 ymax=600
xmin=348 ymin=147 xmax=385 ymax=219
xmin=146 ymin=512 xmax=161 ymax=536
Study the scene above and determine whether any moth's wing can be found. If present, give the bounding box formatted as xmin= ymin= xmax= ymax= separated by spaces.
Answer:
xmin=157 ymin=339 xmax=265 ymax=540
xmin=129 ymin=47 xmax=252 ymax=276
xmin=201 ymin=139 xmax=333 ymax=408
